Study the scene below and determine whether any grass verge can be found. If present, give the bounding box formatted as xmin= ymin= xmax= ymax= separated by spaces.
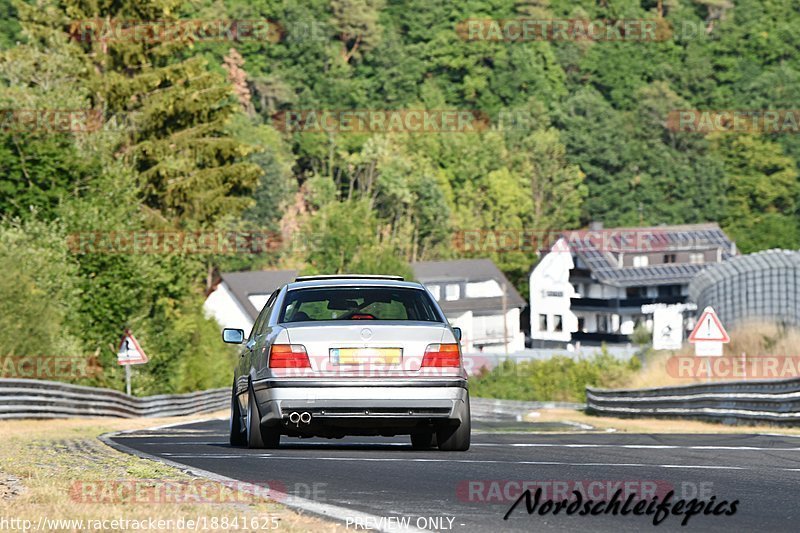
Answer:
xmin=0 ymin=412 xmax=343 ymax=532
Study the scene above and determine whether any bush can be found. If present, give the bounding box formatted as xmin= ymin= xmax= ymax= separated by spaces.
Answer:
xmin=469 ymin=350 xmax=641 ymax=402
xmin=631 ymin=323 xmax=652 ymax=346
xmin=0 ymin=218 xmax=84 ymax=359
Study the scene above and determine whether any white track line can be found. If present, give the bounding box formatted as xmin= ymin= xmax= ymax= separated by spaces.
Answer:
xmin=140 ymin=441 xmax=800 ymax=452
xmin=100 ymin=424 xmax=425 ymax=533
xmin=472 ymin=443 xmax=800 ymax=451
xmin=157 ymin=454 xmax=749 ymax=471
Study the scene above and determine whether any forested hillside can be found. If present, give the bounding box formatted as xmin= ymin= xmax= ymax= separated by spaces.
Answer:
xmin=1 ymin=0 xmax=798 ymax=392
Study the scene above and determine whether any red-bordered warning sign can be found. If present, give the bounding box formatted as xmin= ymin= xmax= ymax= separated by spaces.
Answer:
xmin=117 ymin=330 xmax=149 ymax=365
xmin=688 ymin=307 xmax=730 ymax=343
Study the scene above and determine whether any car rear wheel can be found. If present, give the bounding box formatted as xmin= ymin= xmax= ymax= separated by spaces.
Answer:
xmin=246 ymin=383 xmax=280 ymax=449
xmin=410 ymin=430 xmax=436 ymax=449
xmin=437 ymin=395 xmax=471 ymax=451
xmin=229 ymin=382 xmax=246 ymax=446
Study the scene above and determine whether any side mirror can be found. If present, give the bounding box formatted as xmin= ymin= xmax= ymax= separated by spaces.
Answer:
xmin=222 ymin=328 xmax=245 ymax=344
xmin=452 ymin=326 xmax=462 ymax=342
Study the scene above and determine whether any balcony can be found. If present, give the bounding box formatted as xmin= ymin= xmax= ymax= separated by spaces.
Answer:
xmin=572 ymin=331 xmax=631 ymax=345
xmin=570 ymin=295 xmax=685 ymax=310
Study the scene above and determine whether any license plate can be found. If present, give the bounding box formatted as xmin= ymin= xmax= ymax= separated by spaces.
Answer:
xmin=331 ymin=347 xmax=402 ymax=365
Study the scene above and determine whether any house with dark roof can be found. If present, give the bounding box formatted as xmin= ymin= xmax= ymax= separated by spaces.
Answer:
xmin=529 ymin=223 xmax=736 ymax=344
xmin=203 ymin=259 xmax=525 ymax=353
xmin=413 ymin=259 xmax=526 ymax=353
xmin=203 ymin=269 xmax=298 ymax=331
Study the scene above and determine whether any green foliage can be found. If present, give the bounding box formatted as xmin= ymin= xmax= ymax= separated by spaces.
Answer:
xmin=0 ymin=132 xmax=103 ymax=219
xmin=0 ymin=0 xmax=20 ymax=49
xmin=712 ymin=134 xmax=800 ymax=252
xmin=0 ymin=0 xmax=267 ymax=393
xmin=130 ymin=296 xmax=238 ymax=395
xmin=470 ymin=351 xmax=642 ymax=402
xmin=631 ymin=324 xmax=652 ymax=346
xmin=3 ymin=0 xmax=800 ymax=395
xmin=0 ymin=217 xmax=83 ymax=358
xmin=301 ymin=199 xmax=413 ymax=279
xmin=49 ymin=0 xmax=264 ymax=227
xmin=233 ymin=116 xmax=297 ymax=232
xmin=47 ymin=165 xmax=232 ymax=393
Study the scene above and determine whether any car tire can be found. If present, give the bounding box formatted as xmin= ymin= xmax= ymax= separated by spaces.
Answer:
xmin=246 ymin=383 xmax=280 ymax=449
xmin=437 ymin=394 xmax=471 ymax=451
xmin=229 ymin=382 xmax=246 ymax=447
xmin=410 ymin=430 xmax=436 ymax=449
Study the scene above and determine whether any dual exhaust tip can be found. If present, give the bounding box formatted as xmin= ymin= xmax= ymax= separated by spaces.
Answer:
xmin=288 ymin=411 xmax=311 ymax=425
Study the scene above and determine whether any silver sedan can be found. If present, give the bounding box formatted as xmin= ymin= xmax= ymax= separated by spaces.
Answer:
xmin=224 ymin=275 xmax=470 ymax=451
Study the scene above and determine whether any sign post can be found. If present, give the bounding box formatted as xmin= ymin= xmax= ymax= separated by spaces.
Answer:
xmin=641 ymin=303 xmax=696 ymax=351
xmin=117 ymin=329 xmax=149 ymax=395
xmin=688 ymin=306 xmax=730 ymax=356
xmin=688 ymin=307 xmax=730 ymax=381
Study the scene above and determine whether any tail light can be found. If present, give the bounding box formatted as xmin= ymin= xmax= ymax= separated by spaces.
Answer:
xmin=269 ymin=344 xmax=311 ymax=368
xmin=421 ymin=343 xmax=461 ymax=368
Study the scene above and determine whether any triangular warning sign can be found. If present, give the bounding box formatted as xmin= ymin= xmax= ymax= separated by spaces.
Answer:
xmin=688 ymin=307 xmax=730 ymax=343
xmin=117 ymin=330 xmax=149 ymax=365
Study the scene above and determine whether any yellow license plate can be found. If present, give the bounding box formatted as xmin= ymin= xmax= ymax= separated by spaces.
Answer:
xmin=331 ymin=348 xmax=402 ymax=365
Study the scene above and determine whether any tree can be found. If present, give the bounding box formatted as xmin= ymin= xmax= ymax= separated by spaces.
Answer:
xmin=712 ymin=134 xmax=800 ymax=252
xmin=555 ymin=87 xmax=641 ymax=225
xmin=0 ymin=218 xmax=83 ymax=359
xmin=222 ymin=48 xmax=253 ymax=113
xmin=514 ymin=127 xmax=586 ymax=231
xmin=0 ymin=23 xmax=103 ymax=219
xmin=330 ymin=0 xmax=384 ymax=63
xmin=302 ymin=199 xmax=412 ymax=278
xmin=55 ymin=0 xmax=263 ymax=227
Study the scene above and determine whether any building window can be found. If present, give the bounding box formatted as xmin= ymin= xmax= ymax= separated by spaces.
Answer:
xmin=663 ymin=254 xmax=677 ymax=264
xmin=626 ymin=287 xmax=647 ymax=298
xmin=689 ymin=252 xmax=704 ymax=264
xmin=658 ymin=284 xmax=682 ymax=297
xmin=633 ymin=255 xmax=649 ymax=267
xmin=427 ymin=285 xmax=441 ymax=300
xmin=445 ymin=283 xmax=460 ymax=301
xmin=577 ymin=317 xmax=585 ymax=332
xmin=597 ymin=314 xmax=609 ymax=333
xmin=538 ymin=314 xmax=547 ymax=331
xmin=553 ymin=315 xmax=563 ymax=332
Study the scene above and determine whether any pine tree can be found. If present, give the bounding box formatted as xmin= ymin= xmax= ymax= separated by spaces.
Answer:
xmin=58 ymin=0 xmax=262 ymax=227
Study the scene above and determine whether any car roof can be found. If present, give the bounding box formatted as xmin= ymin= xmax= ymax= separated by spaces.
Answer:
xmin=286 ymin=278 xmax=425 ymax=291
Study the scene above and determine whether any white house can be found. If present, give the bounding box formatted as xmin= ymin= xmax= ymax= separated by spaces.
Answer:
xmin=203 ymin=259 xmax=526 ymax=353
xmin=529 ymin=223 xmax=736 ymax=344
xmin=203 ymin=270 xmax=298 ymax=333
xmin=528 ymin=239 xmax=578 ymax=342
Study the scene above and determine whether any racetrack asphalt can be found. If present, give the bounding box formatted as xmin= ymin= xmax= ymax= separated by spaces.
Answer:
xmin=109 ymin=417 xmax=800 ymax=532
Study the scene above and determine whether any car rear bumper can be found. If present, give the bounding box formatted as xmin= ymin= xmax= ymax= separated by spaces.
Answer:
xmin=252 ymin=378 xmax=468 ymax=425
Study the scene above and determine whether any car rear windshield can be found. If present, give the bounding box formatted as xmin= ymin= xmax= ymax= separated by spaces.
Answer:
xmin=279 ymin=287 xmax=443 ymax=323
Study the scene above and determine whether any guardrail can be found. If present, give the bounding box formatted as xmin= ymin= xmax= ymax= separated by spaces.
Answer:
xmin=1 ymin=378 xmax=585 ymax=422
xmin=586 ymin=378 xmax=800 ymax=425
xmin=0 ymin=378 xmax=227 ymax=420
xmin=471 ymin=397 xmax=584 ymax=420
